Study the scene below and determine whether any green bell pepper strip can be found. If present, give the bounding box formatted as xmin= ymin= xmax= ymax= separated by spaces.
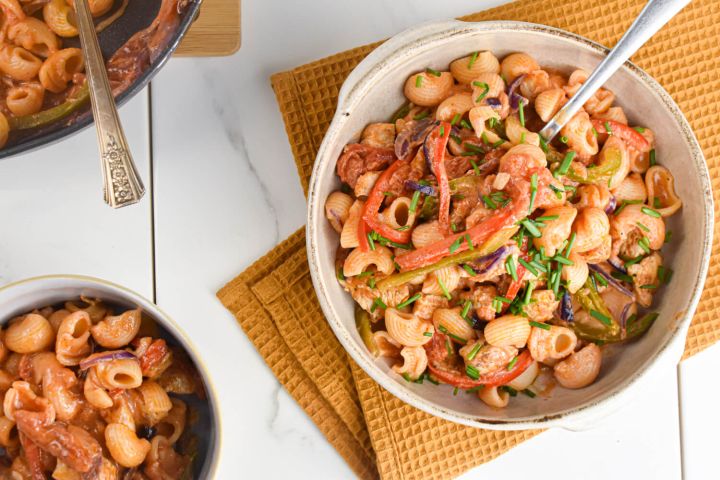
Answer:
xmin=571 ymin=278 xmax=621 ymax=342
xmin=626 ymin=312 xmax=659 ymax=340
xmin=566 ymin=146 xmax=622 ymax=185
xmin=9 ymin=83 xmax=89 ymax=130
xmin=377 ymin=225 xmax=518 ymax=291
xmin=355 ymin=304 xmax=379 ymax=356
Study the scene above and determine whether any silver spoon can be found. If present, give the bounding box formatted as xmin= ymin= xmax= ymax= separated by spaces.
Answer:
xmin=539 ymin=0 xmax=691 ymax=141
xmin=75 ymin=0 xmax=145 ymax=208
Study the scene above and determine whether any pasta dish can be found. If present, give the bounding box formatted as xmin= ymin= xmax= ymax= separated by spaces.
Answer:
xmin=325 ymin=50 xmax=682 ymax=407
xmin=0 ymin=297 xmax=202 ymax=478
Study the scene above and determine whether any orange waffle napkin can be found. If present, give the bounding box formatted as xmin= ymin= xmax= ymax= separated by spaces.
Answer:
xmin=218 ymin=0 xmax=720 ymax=478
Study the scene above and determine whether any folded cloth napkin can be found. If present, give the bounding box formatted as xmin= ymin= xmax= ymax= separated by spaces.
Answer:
xmin=219 ymin=0 xmax=720 ymax=477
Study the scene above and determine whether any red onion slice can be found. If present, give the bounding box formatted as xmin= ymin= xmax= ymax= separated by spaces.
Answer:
xmin=604 ymin=195 xmax=617 ymax=215
xmin=559 ymin=291 xmax=575 ymax=322
xmin=589 ymin=263 xmax=635 ymax=298
xmin=79 ymin=350 xmax=137 ymax=371
xmin=506 ymin=74 xmax=528 ymax=110
xmin=405 ymin=180 xmax=436 ymax=196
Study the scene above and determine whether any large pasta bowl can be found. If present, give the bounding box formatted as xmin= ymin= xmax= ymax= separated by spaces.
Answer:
xmin=0 ymin=274 xmax=221 ymax=477
xmin=306 ymin=20 xmax=713 ymax=429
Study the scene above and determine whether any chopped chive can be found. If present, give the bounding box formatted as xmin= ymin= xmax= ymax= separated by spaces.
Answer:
xmin=638 ymin=236 xmax=651 ymax=254
xmin=450 ymin=133 xmax=462 ymax=144
xmin=438 ymin=278 xmax=452 ymax=300
xmin=520 ymin=219 xmax=542 ymax=238
xmin=464 ymin=143 xmax=484 ymax=154
xmin=529 ymin=320 xmax=550 ymax=330
xmin=451 ymin=223 xmax=458 ymax=232
xmin=415 ymin=75 xmax=423 ymax=88
xmin=591 ymin=127 xmax=598 ymax=137
xmin=466 ymin=364 xmax=480 ymax=380
xmin=641 ymin=207 xmax=661 ymax=218
xmin=557 ymin=151 xmax=576 ymax=176
xmin=438 ymin=325 xmax=466 ymax=344
xmin=426 ymin=67 xmax=441 ymax=77
xmin=649 ymin=149 xmax=656 ymax=166
xmin=553 ymin=254 xmax=574 ymax=266
xmin=445 ymin=337 xmax=454 ymax=356
xmin=396 ymin=225 xmax=411 ymax=231
xmin=565 ymin=232 xmax=576 ymax=257
xmin=633 ymin=126 xmax=646 ymax=133
xmin=501 ymin=385 xmax=518 ymax=396
xmin=530 ymin=260 xmax=547 ymax=273
xmin=396 ymin=293 xmax=422 ymax=309
xmin=409 ymin=190 xmax=421 ymax=214
xmin=492 ymin=139 xmax=505 ymax=148
xmin=494 ymin=296 xmax=512 ymax=304
xmin=465 ymin=234 xmax=474 ymax=251
xmin=489 ymin=117 xmax=499 ymax=129
xmin=466 ymin=385 xmax=484 ymax=394
xmin=560 ymin=135 xmax=569 ymax=144
xmin=539 ymin=135 xmax=549 ymax=153
xmin=664 ymin=230 xmax=673 ymax=243
xmin=470 ymin=159 xmax=480 ymax=175
xmin=473 ymin=82 xmax=489 ymax=102
xmin=528 ymin=173 xmax=538 ymax=214
xmin=460 ymin=119 xmax=472 ymax=130
xmin=461 ymin=300 xmax=473 ymax=319
xmin=640 ymin=284 xmax=657 ymax=289
xmin=611 ymin=271 xmax=634 ymax=283
xmin=451 ymin=113 xmax=461 ymax=126
xmin=423 ymin=331 xmax=433 ymax=337
xmin=483 ymin=194 xmax=497 ymax=210
xmin=518 ymin=99 xmax=526 ymax=127
xmin=658 ymin=265 xmax=673 ymax=284
xmin=590 ymin=309 xmax=612 ymax=326
xmin=536 ymin=215 xmax=559 ymax=221
xmin=506 ymin=356 xmax=519 ymax=370
xmin=467 ymin=341 xmax=483 ymax=361
xmin=522 ymin=388 xmax=537 ymax=398
xmin=426 ymin=374 xmax=439 ymax=385
xmin=439 ymin=126 xmax=445 ymax=137
xmin=370 ymin=297 xmax=387 ymax=312
xmin=367 ymin=233 xmax=375 ymax=251
xmin=481 ymin=132 xmax=490 ymax=144
xmin=625 ymin=254 xmax=644 ymax=267
xmin=523 ymin=281 xmax=535 ymax=305
xmin=518 ymin=257 xmax=539 ymax=277
xmin=653 ymin=196 xmax=661 ymax=208
xmin=549 ymin=183 xmax=563 ymax=199
xmin=637 ymin=222 xmax=650 ymax=232
xmin=368 ymin=277 xmax=376 ymax=289
xmin=593 ymin=271 xmax=608 ymax=287
xmin=520 ymin=132 xmax=526 ymax=144
xmin=462 ymin=264 xmax=476 ymax=276
xmin=506 ymin=255 xmax=518 ymax=281
xmin=467 ymin=51 xmax=479 ymax=69
xmin=413 ymin=110 xmax=430 ymax=121
xmin=449 ymin=236 xmax=463 ymax=254
xmin=492 ymin=298 xmax=503 ymax=313
xmin=337 ymin=267 xmax=345 ymax=281
xmin=402 ymin=373 xmax=412 ymax=382
xmin=453 ymin=387 xmax=459 ymax=396
xmin=604 ymin=121 xmax=612 ymax=134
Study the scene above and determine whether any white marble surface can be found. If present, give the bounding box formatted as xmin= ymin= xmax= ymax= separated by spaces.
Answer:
xmin=1 ymin=0 xmax=718 ymax=478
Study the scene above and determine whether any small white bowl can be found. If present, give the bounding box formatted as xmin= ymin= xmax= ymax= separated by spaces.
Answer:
xmin=0 ymin=274 xmax=221 ymax=476
xmin=306 ymin=20 xmax=713 ymax=430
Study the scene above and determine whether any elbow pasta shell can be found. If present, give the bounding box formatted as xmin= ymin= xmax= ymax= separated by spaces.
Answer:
xmin=523 ymin=290 xmax=560 ymax=322
xmin=504 ymin=114 xmax=540 ymax=147
xmin=422 ymin=265 xmax=462 ymax=297
xmin=472 ymin=72 xmax=505 ymax=100
xmin=0 ymin=416 xmax=16 ymax=448
xmin=39 ymin=47 xmax=83 ymax=93
xmin=353 ymin=171 xmax=380 ymax=198
xmin=468 ymin=105 xmax=501 ymax=144
xmin=5 ymin=313 xmax=54 ymax=353
xmin=373 ymin=331 xmax=401 ymax=358
xmin=561 ymin=251 xmax=589 ymax=294
xmin=600 ymin=136 xmax=630 ymax=189
xmin=532 ymin=205 xmax=576 ymax=257
xmin=8 ymin=17 xmax=60 ymax=58
xmin=105 ymin=423 xmax=151 ymax=468
xmin=500 ymin=52 xmax=539 ymax=82
xmin=392 ymin=346 xmax=428 ymax=381
xmin=90 ymin=309 xmax=142 ymax=349
xmin=593 ymin=106 xmax=628 ymax=125
xmin=611 ymin=204 xmax=665 ymax=252
xmin=325 ymin=191 xmax=353 ymax=234
xmin=450 ymin=51 xmax=500 ymax=84
xmin=55 ymin=311 xmax=92 ymax=366
xmin=554 ymin=343 xmax=602 ymax=389
xmin=138 ymin=380 xmax=173 ymax=425
xmin=412 ymin=294 xmax=448 ymax=320
xmin=528 ymin=325 xmax=577 ymax=364
xmin=65 ymin=297 xmax=107 ymax=323
xmin=435 ymin=93 xmax=474 ymax=122
xmin=4 ymin=381 xmax=55 ymax=423
xmin=0 ymin=45 xmax=42 ymax=81
xmin=612 ymin=172 xmax=647 ymax=204
xmin=582 ymin=234 xmax=612 ymax=264
xmin=43 ymin=0 xmax=78 ymax=37
xmin=519 ymin=69 xmax=551 ymax=101
xmin=507 ymin=360 xmax=539 ymax=391
xmin=68 ymin=0 xmax=113 ymax=16
xmin=483 ymin=315 xmax=531 ymax=348
xmin=571 ymin=207 xmax=610 ymax=253
xmin=6 ymin=82 xmax=44 ymax=116
xmin=343 ymin=245 xmax=395 ymax=277
xmin=432 ymin=308 xmax=475 ymax=344
xmin=533 ymin=87 xmax=566 ymax=122
xmin=583 ymin=88 xmax=615 ymax=115
xmin=155 ymin=398 xmax=187 ymax=445
xmin=411 ymin=220 xmax=444 ymax=248
xmin=478 ymin=385 xmax=510 ymax=408
xmin=403 ymin=71 xmax=453 ymax=107
xmin=1 ymin=0 xmax=25 ymax=21
xmin=575 ymin=184 xmax=611 ymax=211
xmin=385 ymin=308 xmax=433 ymax=347
xmin=645 ymin=165 xmax=682 ymax=217
xmin=382 ymin=196 xmax=415 ymax=230
xmin=561 ymin=111 xmax=598 ymax=158
xmin=361 ymin=123 xmax=395 ymax=149
xmin=502 ymin=143 xmax=547 ymax=169
xmin=93 ymin=354 xmax=143 ymax=390
xmin=84 ymin=368 xmax=112 ymax=409
xmin=340 ymin=200 xmax=364 ymax=249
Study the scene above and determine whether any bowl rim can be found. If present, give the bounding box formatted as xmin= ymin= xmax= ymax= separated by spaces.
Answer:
xmin=306 ymin=19 xmax=713 ymax=429
xmin=0 ymin=273 xmax=222 ymax=476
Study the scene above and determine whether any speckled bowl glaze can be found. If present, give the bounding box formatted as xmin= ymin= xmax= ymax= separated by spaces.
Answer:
xmin=307 ymin=20 xmax=712 ymax=429
xmin=0 ymin=275 xmax=221 ymax=476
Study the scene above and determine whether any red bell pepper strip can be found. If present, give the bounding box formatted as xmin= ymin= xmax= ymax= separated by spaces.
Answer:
xmin=427 ymin=122 xmax=452 ymax=234
xmin=425 ymin=332 xmax=533 ymax=389
xmin=357 ymin=216 xmax=370 ymax=252
xmin=504 ymin=263 xmax=527 ymax=302
xmin=361 ymin=159 xmax=411 ymax=245
xmin=396 ymin=208 xmax=514 ymax=271
xmin=591 ymin=119 xmax=650 ymax=153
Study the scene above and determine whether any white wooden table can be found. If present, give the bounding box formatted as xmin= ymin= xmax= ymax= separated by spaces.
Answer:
xmin=0 ymin=1 xmax=715 ymax=477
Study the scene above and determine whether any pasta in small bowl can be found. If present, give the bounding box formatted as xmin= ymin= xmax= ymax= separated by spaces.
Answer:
xmin=0 ymin=275 xmax=220 ymax=478
xmin=307 ymin=21 xmax=712 ymax=429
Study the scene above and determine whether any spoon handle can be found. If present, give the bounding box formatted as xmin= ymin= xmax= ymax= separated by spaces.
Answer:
xmin=539 ymin=0 xmax=690 ymax=141
xmin=75 ymin=0 xmax=145 ymax=208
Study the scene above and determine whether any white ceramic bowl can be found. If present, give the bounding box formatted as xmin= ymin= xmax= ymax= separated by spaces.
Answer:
xmin=0 ymin=275 xmax=221 ymax=476
xmin=307 ymin=20 xmax=713 ymax=429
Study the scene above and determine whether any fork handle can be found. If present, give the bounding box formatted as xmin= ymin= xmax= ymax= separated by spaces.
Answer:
xmin=75 ymin=0 xmax=145 ymax=208
xmin=539 ymin=0 xmax=691 ymax=141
